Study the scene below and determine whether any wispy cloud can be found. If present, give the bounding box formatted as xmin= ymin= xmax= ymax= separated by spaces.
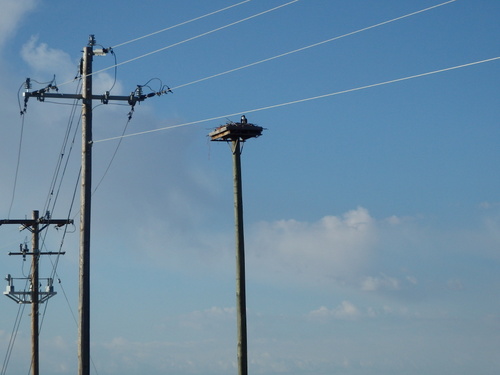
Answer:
xmin=309 ymin=301 xmax=361 ymax=320
xmin=0 ymin=0 xmax=37 ymax=47
xmin=21 ymin=36 xmax=75 ymax=81
xmin=361 ymin=274 xmax=401 ymax=291
xmin=248 ymin=207 xmax=377 ymax=285
xmin=20 ymin=36 xmax=121 ymax=94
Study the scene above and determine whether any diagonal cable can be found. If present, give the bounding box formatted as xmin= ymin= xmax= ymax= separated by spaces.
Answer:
xmin=172 ymin=0 xmax=459 ymax=90
xmin=111 ymin=0 xmax=254 ymax=49
xmin=94 ymin=56 xmax=500 ymax=143
xmin=56 ymin=0 xmax=299 ymax=88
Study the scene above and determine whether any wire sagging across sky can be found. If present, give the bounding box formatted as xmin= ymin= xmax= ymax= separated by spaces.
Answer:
xmin=55 ymin=0 xmax=298 ymax=89
xmin=55 ymin=0 xmax=454 ymax=91
xmin=111 ymin=0 xmax=254 ymax=49
xmin=91 ymin=0 xmax=300 ymax=79
xmin=172 ymin=0 xmax=459 ymax=90
xmin=94 ymin=55 xmax=500 ymax=143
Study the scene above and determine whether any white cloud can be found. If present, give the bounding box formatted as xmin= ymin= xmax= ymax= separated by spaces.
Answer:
xmin=307 ymin=301 xmax=426 ymax=322
xmin=96 ymin=334 xmax=236 ymax=375
xmin=309 ymin=301 xmax=361 ymax=320
xmin=21 ymin=36 xmax=76 ymax=81
xmin=0 ymin=0 xmax=37 ymax=47
xmin=479 ymin=201 xmax=500 ymax=210
xmin=19 ymin=36 xmax=121 ymax=96
xmin=335 ymin=301 xmax=360 ymax=319
xmin=248 ymin=207 xmax=377 ymax=285
xmin=93 ymin=72 xmax=124 ymax=95
xmin=361 ymin=274 xmax=401 ymax=291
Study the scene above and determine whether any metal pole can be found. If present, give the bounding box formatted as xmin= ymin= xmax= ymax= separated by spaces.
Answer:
xmin=31 ymin=210 xmax=39 ymax=375
xmin=232 ymin=138 xmax=248 ymax=375
xmin=79 ymin=43 xmax=93 ymax=375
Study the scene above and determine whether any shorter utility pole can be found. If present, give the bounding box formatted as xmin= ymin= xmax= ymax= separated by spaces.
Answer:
xmin=209 ymin=115 xmax=263 ymax=375
xmin=2 ymin=210 xmax=73 ymax=375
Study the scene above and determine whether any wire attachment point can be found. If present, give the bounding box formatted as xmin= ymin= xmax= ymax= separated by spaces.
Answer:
xmin=102 ymin=91 xmax=110 ymax=105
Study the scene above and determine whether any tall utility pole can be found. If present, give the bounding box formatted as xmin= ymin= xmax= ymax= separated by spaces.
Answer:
xmin=2 ymin=210 xmax=73 ymax=375
xmin=209 ymin=115 xmax=263 ymax=375
xmin=80 ymin=42 xmax=93 ymax=375
xmin=22 ymin=35 xmax=166 ymax=375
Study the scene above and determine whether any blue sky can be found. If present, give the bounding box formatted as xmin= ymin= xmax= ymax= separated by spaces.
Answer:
xmin=0 ymin=1 xmax=499 ymax=374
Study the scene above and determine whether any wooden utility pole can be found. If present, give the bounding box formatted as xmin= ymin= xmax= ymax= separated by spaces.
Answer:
xmin=79 ymin=42 xmax=93 ymax=375
xmin=233 ymin=137 xmax=248 ymax=375
xmin=22 ymin=35 xmax=166 ymax=375
xmin=1 ymin=211 xmax=73 ymax=375
xmin=209 ymin=116 xmax=263 ymax=375
xmin=31 ymin=210 xmax=40 ymax=375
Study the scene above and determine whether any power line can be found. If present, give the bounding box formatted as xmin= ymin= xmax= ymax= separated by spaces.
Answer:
xmin=94 ymin=56 xmax=500 ymax=143
xmin=59 ymin=0 xmax=453 ymax=90
xmin=56 ymin=0 xmax=299 ymax=88
xmin=1 ymin=304 xmax=26 ymax=375
xmin=92 ymin=116 xmax=131 ymax=194
xmin=8 ymin=108 xmax=26 ymax=219
xmin=93 ymin=0 xmax=299 ymax=77
xmin=67 ymin=111 xmax=130 ymax=219
xmin=16 ymin=0 xmax=461 ymax=211
xmin=172 ymin=0 xmax=459 ymax=90
xmin=111 ymin=0 xmax=254 ymax=49
xmin=43 ymin=82 xmax=82 ymax=217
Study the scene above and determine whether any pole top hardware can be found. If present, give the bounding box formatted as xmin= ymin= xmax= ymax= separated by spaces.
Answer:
xmin=93 ymin=48 xmax=108 ymax=56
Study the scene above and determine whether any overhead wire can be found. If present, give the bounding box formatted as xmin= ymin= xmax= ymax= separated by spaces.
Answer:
xmin=4 ymin=70 xmax=84 ymax=375
xmin=111 ymin=0 xmax=254 ymax=49
xmin=37 ymin=83 xmax=83 ymax=357
xmin=3 ymin=3 xmax=280 ymax=373
xmin=41 ymin=42 xmax=118 ymax=245
xmin=1 ymin=303 xmax=26 ymax=375
xmin=40 ymin=44 xmax=117 ymax=263
xmin=11 ymin=0 xmax=460 ymax=225
xmin=7 ymin=80 xmax=38 ymax=218
xmin=42 ymin=0 xmax=458 ymax=201
xmin=0 ymin=0 xmax=472 ymax=294
xmin=103 ymin=46 xmax=118 ymax=93
xmin=92 ymin=117 xmax=132 ymax=196
xmin=94 ymin=55 xmax=500 ymax=143
xmin=55 ymin=0 xmax=299 ymax=88
xmin=57 ymin=0 xmax=453 ymax=90
xmin=37 ymin=82 xmax=81 ymax=311
xmin=69 ymin=111 xmax=133 ymax=221
xmin=1 ymin=1 xmax=480 ymax=372
xmin=43 ymin=80 xmax=82 ymax=216
xmin=45 ymin=112 xmax=81 ymax=217
xmin=8 ymin=108 xmax=26 ymax=219
xmin=92 ymin=0 xmax=299 ymax=78
xmin=171 ymin=0 xmax=459 ymax=90
xmin=33 ymin=0 xmax=460 ymax=140
xmin=36 ymin=155 xmax=81 ymax=374
xmin=41 ymin=167 xmax=96 ymax=374
xmin=42 ymin=166 xmax=81 ymax=329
